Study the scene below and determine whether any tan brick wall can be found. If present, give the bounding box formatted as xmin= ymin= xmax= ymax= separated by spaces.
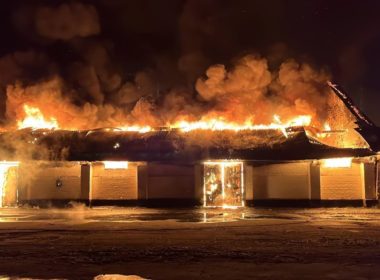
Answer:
xmin=146 ymin=163 xmax=195 ymax=199
xmin=18 ymin=162 xmax=82 ymax=200
xmin=251 ymin=162 xmax=311 ymax=199
xmin=90 ymin=162 xmax=138 ymax=200
xmin=320 ymin=163 xmax=363 ymax=200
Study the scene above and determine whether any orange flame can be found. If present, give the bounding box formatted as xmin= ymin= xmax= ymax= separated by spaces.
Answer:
xmin=17 ymin=105 xmax=59 ymax=130
xmin=15 ymin=104 xmax=314 ymax=136
xmin=171 ymin=115 xmax=311 ymax=137
xmin=118 ymin=125 xmax=152 ymax=133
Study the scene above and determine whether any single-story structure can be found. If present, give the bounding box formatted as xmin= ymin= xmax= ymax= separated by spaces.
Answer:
xmin=0 ymin=82 xmax=379 ymax=208
xmin=2 ymin=153 xmax=377 ymax=208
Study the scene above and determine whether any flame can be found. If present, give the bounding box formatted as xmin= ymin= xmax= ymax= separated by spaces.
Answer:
xmin=322 ymin=157 xmax=352 ymax=168
xmin=103 ymin=161 xmax=129 ymax=169
xmin=0 ymin=162 xmax=19 ymax=207
xmin=17 ymin=105 xmax=59 ymax=130
xmin=203 ymin=161 xmax=244 ymax=208
xmin=118 ymin=125 xmax=152 ymax=133
xmin=14 ymin=104 xmax=314 ymax=136
xmin=172 ymin=115 xmax=311 ymax=137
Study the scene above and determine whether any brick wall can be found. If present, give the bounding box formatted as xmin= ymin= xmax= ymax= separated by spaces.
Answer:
xmin=320 ymin=163 xmax=363 ymax=200
xmin=144 ymin=163 xmax=195 ymax=199
xmin=90 ymin=162 xmax=138 ymax=200
xmin=18 ymin=162 xmax=82 ymax=200
xmin=251 ymin=162 xmax=311 ymax=199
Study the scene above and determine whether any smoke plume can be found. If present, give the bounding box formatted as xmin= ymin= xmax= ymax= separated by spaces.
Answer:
xmin=0 ymin=1 xmax=358 ymax=134
xmin=35 ymin=2 xmax=100 ymax=40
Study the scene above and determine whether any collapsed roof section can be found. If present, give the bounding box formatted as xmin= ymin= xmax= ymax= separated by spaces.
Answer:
xmin=0 ymin=127 xmax=372 ymax=162
xmin=327 ymin=82 xmax=380 ymax=152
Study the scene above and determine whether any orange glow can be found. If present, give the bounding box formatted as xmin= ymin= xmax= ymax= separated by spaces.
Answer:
xmin=118 ymin=125 xmax=152 ymax=133
xmin=14 ymin=103 xmax=317 ymax=137
xmin=14 ymin=102 xmax=315 ymax=135
xmin=17 ymin=105 xmax=59 ymax=130
xmin=103 ymin=161 xmax=129 ymax=169
xmin=203 ymin=161 xmax=244 ymax=208
xmin=172 ymin=115 xmax=311 ymax=137
xmin=0 ymin=162 xmax=19 ymax=208
xmin=322 ymin=157 xmax=352 ymax=168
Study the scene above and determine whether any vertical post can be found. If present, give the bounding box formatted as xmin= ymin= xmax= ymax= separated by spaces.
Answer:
xmin=88 ymin=163 xmax=93 ymax=207
xmin=194 ymin=164 xmax=204 ymax=205
xmin=137 ymin=164 xmax=148 ymax=200
xmin=80 ymin=163 xmax=91 ymax=204
xmin=309 ymin=162 xmax=321 ymax=201
xmin=203 ymin=164 xmax=206 ymax=207
xmin=221 ymin=163 xmax=225 ymax=201
xmin=376 ymin=160 xmax=379 ymax=202
xmin=240 ymin=162 xmax=245 ymax=207
xmin=360 ymin=162 xmax=367 ymax=207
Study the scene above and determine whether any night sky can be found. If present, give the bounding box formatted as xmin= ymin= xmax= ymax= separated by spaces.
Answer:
xmin=1 ymin=0 xmax=380 ymax=124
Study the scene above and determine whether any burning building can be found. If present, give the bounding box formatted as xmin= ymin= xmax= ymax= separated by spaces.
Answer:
xmin=0 ymin=82 xmax=379 ymax=208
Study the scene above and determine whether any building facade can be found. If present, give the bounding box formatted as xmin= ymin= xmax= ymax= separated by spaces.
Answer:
xmin=1 ymin=156 xmax=377 ymax=208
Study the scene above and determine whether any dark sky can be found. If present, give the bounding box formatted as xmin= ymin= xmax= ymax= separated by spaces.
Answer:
xmin=1 ymin=0 xmax=380 ymax=124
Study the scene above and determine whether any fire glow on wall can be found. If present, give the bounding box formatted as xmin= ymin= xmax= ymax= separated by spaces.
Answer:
xmin=0 ymin=161 xmax=19 ymax=208
xmin=203 ymin=161 xmax=244 ymax=208
xmin=103 ymin=161 xmax=129 ymax=169
xmin=322 ymin=158 xmax=353 ymax=168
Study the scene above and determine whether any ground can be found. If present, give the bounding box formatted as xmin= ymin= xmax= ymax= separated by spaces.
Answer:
xmin=1 ymin=206 xmax=380 ymax=279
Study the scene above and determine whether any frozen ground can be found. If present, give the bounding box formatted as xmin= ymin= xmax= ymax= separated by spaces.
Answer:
xmin=1 ymin=206 xmax=380 ymax=279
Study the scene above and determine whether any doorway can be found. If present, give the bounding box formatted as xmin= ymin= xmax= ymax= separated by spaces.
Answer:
xmin=0 ymin=162 xmax=19 ymax=207
xmin=203 ymin=161 xmax=244 ymax=207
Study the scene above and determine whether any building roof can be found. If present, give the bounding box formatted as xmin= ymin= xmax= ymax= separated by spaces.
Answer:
xmin=0 ymin=127 xmax=372 ymax=162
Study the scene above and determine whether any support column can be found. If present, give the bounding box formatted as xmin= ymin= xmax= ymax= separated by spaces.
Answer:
xmin=309 ymin=162 xmax=321 ymax=200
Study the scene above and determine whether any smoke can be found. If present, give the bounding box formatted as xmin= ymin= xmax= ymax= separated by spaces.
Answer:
xmin=274 ymin=59 xmax=332 ymax=123
xmin=0 ymin=1 xmax=360 ymax=136
xmin=35 ymin=2 xmax=100 ymax=40
xmin=195 ymin=55 xmax=333 ymax=125
xmin=1 ymin=53 xmax=342 ymax=130
xmin=5 ymin=78 xmax=129 ymax=130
